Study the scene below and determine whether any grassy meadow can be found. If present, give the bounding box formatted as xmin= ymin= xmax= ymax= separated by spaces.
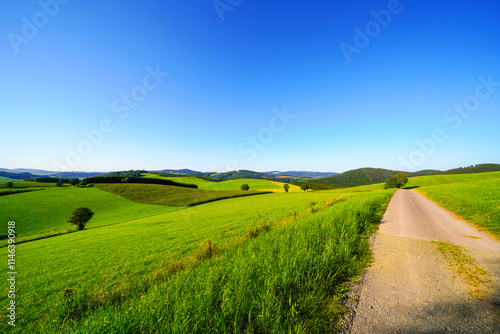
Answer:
xmin=0 ymin=187 xmax=177 ymax=244
xmin=0 ymin=175 xmax=395 ymax=333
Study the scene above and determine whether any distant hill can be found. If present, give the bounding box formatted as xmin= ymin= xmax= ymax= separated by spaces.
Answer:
xmin=0 ymin=171 xmax=39 ymax=180
xmin=312 ymin=168 xmax=395 ymax=188
xmin=441 ymin=163 xmax=500 ymax=175
xmin=0 ymin=168 xmax=54 ymax=175
xmin=101 ymin=170 xmax=147 ymax=178
xmin=265 ymin=171 xmax=338 ymax=179
xmin=158 ymin=169 xmax=202 ymax=175
xmin=0 ymin=168 xmax=106 ymax=179
xmin=196 ymin=170 xmax=296 ymax=183
xmin=51 ymin=172 xmax=106 ymax=179
xmin=312 ymin=164 xmax=500 ymax=188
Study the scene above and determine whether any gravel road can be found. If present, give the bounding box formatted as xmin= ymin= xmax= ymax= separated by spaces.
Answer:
xmin=342 ymin=189 xmax=500 ymax=333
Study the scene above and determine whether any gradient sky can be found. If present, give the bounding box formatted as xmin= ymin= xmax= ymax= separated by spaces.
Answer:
xmin=1 ymin=0 xmax=499 ymax=173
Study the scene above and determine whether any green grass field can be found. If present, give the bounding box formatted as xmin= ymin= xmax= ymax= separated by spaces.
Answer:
xmin=406 ymin=171 xmax=500 ymax=187
xmin=0 ymin=187 xmax=177 ymax=239
xmin=417 ymin=179 xmax=500 ymax=237
xmin=0 ymin=188 xmax=394 ymax=333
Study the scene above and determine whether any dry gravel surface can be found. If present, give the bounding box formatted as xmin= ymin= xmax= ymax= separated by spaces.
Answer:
xmin=342 ymin=189 xmax=500 ymax=333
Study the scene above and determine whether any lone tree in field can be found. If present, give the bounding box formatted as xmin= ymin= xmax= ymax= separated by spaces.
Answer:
xmin=68 ymin=207 xmax=94 ymax=231
xmin=283 ymin=183 xmax=290 ymax=193
xmin=6 ymin=182 xmax=13 ymax=188
xmin=56 ymin=180 xmax=64 ymax=187
xmin=69 ymin=178 xmax=80 ymax=187
xmin=241 ymin=184 xmax=250 ymax=191
xmin=384 ymin=172 xmax=408 ymax=189
xmin=300 ymin=184 xmax=309 ymax=192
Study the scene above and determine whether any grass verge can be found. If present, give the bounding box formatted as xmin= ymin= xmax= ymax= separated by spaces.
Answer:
xmin=433 ymin=241 xmax=490 ymax=298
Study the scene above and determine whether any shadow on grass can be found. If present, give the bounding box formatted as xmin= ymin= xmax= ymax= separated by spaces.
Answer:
xmin=403 ymin=186 xmax=420 ymax=189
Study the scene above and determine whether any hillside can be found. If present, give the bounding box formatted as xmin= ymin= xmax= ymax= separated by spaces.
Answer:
xmin=312 ymin=168 xmax=396 ymax=188
xmin=196 ymin=170 xmax=296 ymax=183
xmin=265 ymin=171 xmax=338 ymax=179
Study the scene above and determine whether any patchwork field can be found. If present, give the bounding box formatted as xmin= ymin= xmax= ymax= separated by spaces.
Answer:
xmin=94 ymin=183 xmax=271 ymax=207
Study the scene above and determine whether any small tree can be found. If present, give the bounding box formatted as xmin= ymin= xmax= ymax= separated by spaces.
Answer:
xmin=56 ymin=180 xmax=64 ymax=187
xmin=68 ymin=207 xmax=94 ymax=231
xmin=300 ymin=184 xmax=309 ymax=192
xmin=241 ymin=184 xmax=249 ymax=191
xmin=6 ymin=182 xmax=13 ymax=188
xmin=69 ymin=178 xmax=80 ymax=187
xmin=283 ymin=184 xmax=290 ymax=193
xmin=384 ymin=172 xmax=408 ymax=189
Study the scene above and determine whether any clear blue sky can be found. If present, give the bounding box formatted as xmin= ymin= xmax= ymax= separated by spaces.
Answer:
xmin=1 ymin=0 xmax=499 ymax=172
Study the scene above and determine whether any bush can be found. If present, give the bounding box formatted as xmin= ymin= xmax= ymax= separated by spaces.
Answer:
xmin=6 ymin=182 xmax=13 ymax=188
xmin=68 ymin=207 xmax=94 ymax=231
xmin=240 ymin=184 xmax=249 ymax=191
xmin=384 ymin=172 xmax=408 ymax=189
xmin=69 ymin=178 xmax=80 ymax=187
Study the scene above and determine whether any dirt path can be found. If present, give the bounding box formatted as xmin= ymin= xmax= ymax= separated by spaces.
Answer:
xmin=342 ymin=189 xmax=500 ymax=333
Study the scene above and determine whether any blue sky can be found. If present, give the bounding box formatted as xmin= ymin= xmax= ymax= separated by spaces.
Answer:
xmin=1 ymin=0 xmax=499 ymax=173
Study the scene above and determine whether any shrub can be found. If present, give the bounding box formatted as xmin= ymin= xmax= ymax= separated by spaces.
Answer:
xmin=384 ymin=172 xmax=408 ymax=189
xmin=240 ymin=184 xmax=250 ymax=191
xmin=69 ymin=178 xmax=80 ymax=187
